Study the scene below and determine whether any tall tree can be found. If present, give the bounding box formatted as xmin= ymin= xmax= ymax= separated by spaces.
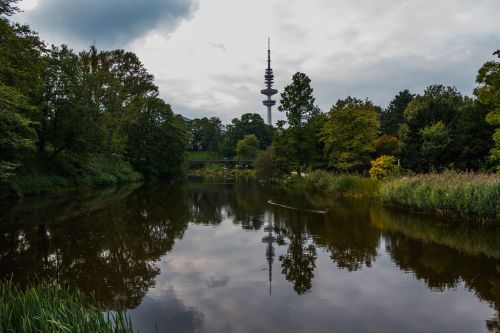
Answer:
xmin=399 ymin=85 xmax=465 ymax=171
xmin=187 ymin=117 xmax=223 ymax=152
xmin=475 ymin=50 xmax=500 ymax=172
xmin=0 ymin=1 xmax=44 ymax=179
xmin=236 ymin=134 xmax=260 ymax=160
xmin=126 ymin=97 xmax=188 ymax=179
xmin=320 ymin=97 xmax=380 ymax=171
xmin=221 ymin=113 xmax=272 ymax=156
xmin=278 ymin=72 xmax=320 ymax=175
xmin=381 ymin=89 xmax=414 ymax=136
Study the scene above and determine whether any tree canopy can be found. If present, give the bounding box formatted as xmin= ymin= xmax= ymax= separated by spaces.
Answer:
xmin=320 ymin=97 xmax=380 ymax=171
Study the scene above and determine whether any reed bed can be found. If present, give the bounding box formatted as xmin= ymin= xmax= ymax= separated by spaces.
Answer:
xmin=380 ymin=172 xmax=500 ymax=221
xmin=292 ymin=170 xmax=380 ymax=198
xmin=0 ymin=280 xmax=134 ymax=333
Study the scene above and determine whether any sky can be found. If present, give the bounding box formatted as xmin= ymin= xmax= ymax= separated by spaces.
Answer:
xmin=15 ymin=0 xmax=500 ymax=124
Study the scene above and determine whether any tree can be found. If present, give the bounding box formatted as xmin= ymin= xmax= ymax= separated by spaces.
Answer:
xmin=399 ymin=85 xmax=465 ymax=171
xmin=320 ymin=97 xmax=380 ymax=171
xmin=236 ymin=134 xmax=260 ymax=160
xmin=278 ymin=72 xmax=320 ymax=175
xmin=254 ymin=146 xmax=274 ymax=179
xmin=0 ymin=3 xmax=44 ymax=180
xmin=187 ymin=117 xmax=223 ymax=152
xmin=126 ymin=97 xmax=188 ymax=179
xmin=381 ymin=89 xmax=414 ymax=136
xmin=475 ymin=50 xmax=500 ymax=172
xmin=221 ymin=113 xmax=272 ymax=156
xmin=375 ymin=134 xmax=400 ymax=157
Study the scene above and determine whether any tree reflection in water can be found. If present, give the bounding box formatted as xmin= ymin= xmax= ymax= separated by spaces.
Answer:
xmin=0 ymin=179 xmax=498 ymax=332
xmin=0 ymin=183 xmax=191 ymax=309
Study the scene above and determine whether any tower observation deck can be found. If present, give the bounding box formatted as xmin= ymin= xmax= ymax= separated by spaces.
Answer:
xmin=261 ymin=38 xmax=277 ymax=125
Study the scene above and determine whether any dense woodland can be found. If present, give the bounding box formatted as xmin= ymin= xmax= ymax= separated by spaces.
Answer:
xmin=0 ymin=1 xmax=188 ymax=196
xmin=1 ymin=0 xmax=499 ymax=197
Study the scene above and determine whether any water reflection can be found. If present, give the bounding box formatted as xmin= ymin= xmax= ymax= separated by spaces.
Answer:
xmin=0 ymin=180 xmax=499 ymax=332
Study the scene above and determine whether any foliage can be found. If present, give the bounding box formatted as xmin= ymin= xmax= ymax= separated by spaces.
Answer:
xmin=0 ymin=9 xmax=188 ymax=195
xmin=320 ymin=97 xmax=380 ymax=171
xmin=399 ymin=85 xmax=492 ymax=171
xmin=375 ymin=134 xmax=400 ymax=157
xmin=475 ymin=50 xmax=500 ymax=172
xmin=419 ymin=121 xmax=451 ymax=169
xmin=187 ymin=117 xmax=223 ymax=153
xmin=221 ymin=113 xmax=272 ymax=156
xmin=126 ymin=97 xmax=189 ymax=179
xmin=0 ymin=6 xmax=44 ymax=180
xmin=369 ymin=155 xmax=399 ymax=180
xmin=381 ymin=89 xmax=414 ymax=136
xmin=236 ymin=134 xmax=260 ymax=160
xmin=277 ymin=72 xmax=321 ymax=175
xmin=380 ymin=172 xmax=500 ymax=221
xmin=0 ymin=280 xmax=134 ymax=333
xmin=254 ymin=146 xmax=274 ymax=179
xmin=283 ymin=170 xmax=380 ymax=198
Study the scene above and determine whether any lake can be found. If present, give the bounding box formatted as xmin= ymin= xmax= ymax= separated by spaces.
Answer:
xmin=0 ymin=179 xmax=499 ymax=333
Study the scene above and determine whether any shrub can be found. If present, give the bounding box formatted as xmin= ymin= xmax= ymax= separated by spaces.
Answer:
xmin=254 ymin=147 xmax=274 ymax=180
xmin=369 ymin=155 xmax=399 ymax=180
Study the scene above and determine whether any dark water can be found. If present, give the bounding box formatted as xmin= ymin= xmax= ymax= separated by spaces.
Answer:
xmin=0 ymin=179 xmax=499 ymax=333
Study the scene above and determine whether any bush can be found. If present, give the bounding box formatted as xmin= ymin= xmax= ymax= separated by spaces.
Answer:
xmin=380 ymin=172 xmax=500 ymax=221
xmin=369 ymin=155 xmax=399 ymax=180
xmin=300 ymin=170 xmax=380 ymax=198
xmin=254 ymin=147 xmax=274 ymax=180
xmin=0 ymin=280 xmax=134 ymax=333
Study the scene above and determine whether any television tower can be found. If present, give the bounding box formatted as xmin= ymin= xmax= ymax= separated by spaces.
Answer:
xmin=261 ymin=38 xmax=277 ymax=126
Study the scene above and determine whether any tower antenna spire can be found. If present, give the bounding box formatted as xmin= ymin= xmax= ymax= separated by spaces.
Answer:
xmin=261 ymin=38 xmax=277 ymax=126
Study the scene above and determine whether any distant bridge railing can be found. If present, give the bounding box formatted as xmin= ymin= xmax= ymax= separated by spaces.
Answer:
xmin=188 ymin=159 xmax=254 ymax=164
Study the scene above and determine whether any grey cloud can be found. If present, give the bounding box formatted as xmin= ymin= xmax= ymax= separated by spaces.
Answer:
xmin=24 ymin=0 xmax=199 ymax=48
xmin=209 ymin=42 xmax=226 ymax=52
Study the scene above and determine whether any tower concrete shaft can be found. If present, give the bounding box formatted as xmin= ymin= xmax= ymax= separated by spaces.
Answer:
xmin=261 ymin=38 xmax=277 ymax=126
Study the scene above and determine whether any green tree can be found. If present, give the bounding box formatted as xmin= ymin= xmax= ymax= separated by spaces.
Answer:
xmin=126 ymin=97 xmax=188 ymax=179
xmin=187 ymin=117 xmax=223 ymax=153
xmin=419 ymin=121 xmax=451 ymax=169
xmin=221 ymin=113 xmax=272 ymax=156
xmin=475 ymin=50 xmax=500 ymax=172
xmin=320 ymin=97 xmax=380 ymax=171
xmin=375 ymin=134 xmax=400 ymax=157
xmin=254 ymin=146 xmax=274 ymax=179
xmin=0 ymin=2 xmax=44 ymax=179
xmin=236 ymin=134 xmax=260 ymax=160
xmin=399 ymin=85 xmax=465 ymax=171
xmin=381 ymin=89 xmax=414 ymax=136
xmin=278 ymin=72 xmax=320 ymax=175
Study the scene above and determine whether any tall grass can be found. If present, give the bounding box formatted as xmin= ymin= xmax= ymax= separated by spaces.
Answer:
xmin=380 ymin=172 xmax=500 ymax=221
xmin=0 ymin=280 xmax=135 ymax=333
xmin=285 ymin=170 xmax=380 ymax=198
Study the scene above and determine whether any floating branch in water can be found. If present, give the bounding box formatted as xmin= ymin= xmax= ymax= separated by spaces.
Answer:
xmin=267 ymin=200 xmax=328 ymax=214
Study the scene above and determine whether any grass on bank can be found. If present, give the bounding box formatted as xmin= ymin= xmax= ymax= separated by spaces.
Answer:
xmin=0 ymin=154 xmax=143 ymax=198
xmin=283 ymin=170 xmax=380 ymax=198
xmin=282 ymin=170 xmax=499 ymax=221
xmin=0 ymin=280 xmax=134 ymax=333
xmin=380 ymin=172 xmax=500 ymax=221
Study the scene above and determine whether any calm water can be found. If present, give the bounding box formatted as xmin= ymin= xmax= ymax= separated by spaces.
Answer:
xmin=0 ymin=179 xmax=499 ymax=333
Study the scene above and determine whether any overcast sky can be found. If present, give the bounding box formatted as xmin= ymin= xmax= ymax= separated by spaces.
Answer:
xmin=15 ymin=0 xmax=500 ymax=124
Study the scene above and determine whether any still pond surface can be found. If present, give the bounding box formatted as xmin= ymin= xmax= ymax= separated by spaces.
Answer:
xmin=0 ymin=179 xmax=499 ymax=333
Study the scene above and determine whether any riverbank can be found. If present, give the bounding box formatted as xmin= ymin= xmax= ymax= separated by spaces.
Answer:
xmin=0 ymin=280 xmax=134 ymax=333
xmin=0 ymin=154 xmax=143 ymax=199
xmin=277 ymin=170 xmax=500 ymax=223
